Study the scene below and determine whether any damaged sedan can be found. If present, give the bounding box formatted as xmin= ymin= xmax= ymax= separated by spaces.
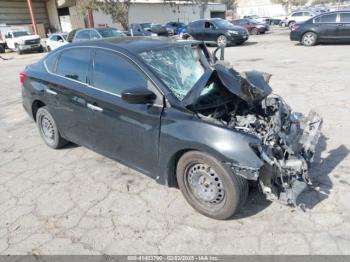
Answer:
xmin=21 ymin=37 xmax=322 ymax=219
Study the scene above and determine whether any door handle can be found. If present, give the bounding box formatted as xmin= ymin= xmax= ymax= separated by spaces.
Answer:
xmin=45 ymin=88 xmax=57 ymax=95
xmin=87 ymin=103 xmax=103 ymax=112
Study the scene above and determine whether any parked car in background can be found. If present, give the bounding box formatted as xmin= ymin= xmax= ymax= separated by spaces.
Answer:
xmin=21 ymin=37 xmax=322 ymax=219
xmin=286 ymin=10 xmax=316 ymax=29
xmin=231 ymin=19 xmax=269 ymax=35
xmin=187 ymin=18 xmax=249 ymax=46
xmin=290 ymin=11 xmax=350 ymax=46
xmin=150 ymin=24 xmax=174 ymax=36
xmin=2 ymin=29 xmax=43 ymax=54
xmin=127 ymin=24 xmax=156 ymax=36
xmin=46 ymin=33 xmax=68 ymax=51
xmin=67 ymin=27 xmax=126 ymax=42
xmin=165 ymin=22 xmax=187 ymax=35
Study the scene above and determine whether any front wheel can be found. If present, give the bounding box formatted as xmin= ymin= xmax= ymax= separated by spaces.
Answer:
xmin=216 ymin=35 xmax=227 ymax=47
xmin=176 ymin=151 xmax=249 ymax=220
xmin=301 ymin=32 xmax=317 ymax=46
xmin=36 ymin=107 xmax=68 ymax=149
xmin=15 ymin=45 xmax=22 ymax=55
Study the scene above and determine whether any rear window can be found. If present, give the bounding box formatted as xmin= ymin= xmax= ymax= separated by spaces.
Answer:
xmin=75 ymin=30 xmax=90 ymax=41
xmin=340 ymin=13 xmax=350 ymax=23
xmin=292 ymin=12 xmax=303 ymax=17
xmin=96 ymin=28 xmax=125 ymax=38
xmin=56 ymin=48 xmax=91 ymax=82
xmin=44 ymin=52 xmax=59 ymax=73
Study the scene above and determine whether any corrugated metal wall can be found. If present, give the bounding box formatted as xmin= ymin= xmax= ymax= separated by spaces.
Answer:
xmin=0 ymin=0 xmax=49 ymax=27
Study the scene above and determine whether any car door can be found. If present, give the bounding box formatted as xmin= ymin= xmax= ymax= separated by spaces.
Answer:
xmin=203 ymin=21 xmax=217 ymax=41
xmin=338 ymin=12 xmax=350 ymax=40
xmin=5 ymin=32 xmax=15 ymax=49
xmin=84 ymin=48 xmax=163 ymax=176
xmin=44 ymin=47 xmax=93 ymax=146
xmin=314 ymin=13 xmax=338 ymax=40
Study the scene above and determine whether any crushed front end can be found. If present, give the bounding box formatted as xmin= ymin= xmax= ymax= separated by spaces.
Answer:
xmin=192 ymin=63 xmax=323 ymax=206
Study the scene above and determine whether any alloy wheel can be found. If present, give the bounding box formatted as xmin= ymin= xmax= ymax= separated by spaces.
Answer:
xmin=217 ymin=35 xmax=227 ymax=47
xmin=302 ymin=33 xmax=316 ymax=46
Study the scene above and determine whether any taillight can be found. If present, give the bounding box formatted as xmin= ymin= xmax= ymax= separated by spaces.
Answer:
xmin=291 ymin=25 xmax=300 ymax=31
xmin=19 ymin=71 xmax=27 ymax=86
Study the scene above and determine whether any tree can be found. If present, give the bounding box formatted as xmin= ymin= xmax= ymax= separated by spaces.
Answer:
xmin=77 ymin=0 xmax=131 ymax=30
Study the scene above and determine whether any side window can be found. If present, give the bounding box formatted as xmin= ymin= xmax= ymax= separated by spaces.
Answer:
xmin=303 ymin=12 xmax=312 ymax=16
xmin=89 ymin=30 xmax=100 ymax=40
xmin=340 ymin=13 xmax=350 ymax=23
xmin=292 ymin=12 xmax=302 ymax=17
xmin=319 ymin=13 xmax=337 ymax=23
xmin=204 ymin=22 xmax=214 ymax=29
xmin=44 ymin=52 xmax=60 ymax=73
xmin=56 ymin=48 xmax=91 ymax=82
xmin=50 ymin=35 xmax=59 ymax=41
xmin=75 ymin=30 xmax=90 ymax=41
xmin=92 ymin=49 xmax=148 ymax=95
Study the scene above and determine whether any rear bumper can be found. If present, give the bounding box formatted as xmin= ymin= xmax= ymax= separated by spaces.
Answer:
xmin=290 ymin=30 xmax=302 ymax=41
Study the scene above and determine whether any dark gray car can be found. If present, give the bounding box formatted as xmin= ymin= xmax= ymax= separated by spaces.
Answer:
xmin=21 ymin=37 xmax=322 ymax=219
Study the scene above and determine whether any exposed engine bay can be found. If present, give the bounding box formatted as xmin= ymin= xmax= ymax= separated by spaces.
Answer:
xmin=189 ymin=62 xmax=323 ymax=206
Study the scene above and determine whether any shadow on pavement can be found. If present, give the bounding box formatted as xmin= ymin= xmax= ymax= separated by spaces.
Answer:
xmin=297 ymin=134 xmax=349 ymax=209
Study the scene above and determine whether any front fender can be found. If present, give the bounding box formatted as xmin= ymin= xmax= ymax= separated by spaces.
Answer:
xmin=158 ymin=108 xmax=264 ymax=185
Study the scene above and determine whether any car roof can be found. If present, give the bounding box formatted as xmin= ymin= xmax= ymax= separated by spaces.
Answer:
xmin=66 ymin=36 xmax=200 ymax=54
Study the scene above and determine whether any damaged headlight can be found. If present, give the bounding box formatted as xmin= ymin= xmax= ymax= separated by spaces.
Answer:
xmin=229 ymin=163 xmax=260 ymax=180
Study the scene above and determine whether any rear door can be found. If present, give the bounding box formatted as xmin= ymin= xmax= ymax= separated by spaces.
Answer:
xmin=44 ymin=47 xmax=93 ymax=146
xmin=338 ymin=12 xmax=350 ymax=40
xmin=314 ymin=13 xmax=338 ymax=40
xmin=84 ymin=48 xmax=163 ymax=176
xmin=188 ymin=21 xmax=204 ymax=39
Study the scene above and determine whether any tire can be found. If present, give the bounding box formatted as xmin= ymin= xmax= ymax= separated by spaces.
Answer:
xmin=216 ymin=35 xmax=227 ymax=47
xmin=38 ymin=45 xmax=44 ymax=53
xmin=288 ymin=21 xmax=296 ymax=29
xmin=46 ymin=46 xmax=51 ymax=52
xmin=301 ymin=32 xmax=317 ymax=46
xmin=15 ymin=45 xmax=22 ymax=55
xmin=251 ymin=28 xmax=259 ymax=35
xmin=0 ymin=45 xmax=4 ymax=53
xmin=36 ymin=107 xmax=68 ymax=149
xmin=176 ymin=151 xmax=248 ymax=220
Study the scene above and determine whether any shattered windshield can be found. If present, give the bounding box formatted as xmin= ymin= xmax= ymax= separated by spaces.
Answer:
xmin=139 ymin=44 xmax=207 ymax=100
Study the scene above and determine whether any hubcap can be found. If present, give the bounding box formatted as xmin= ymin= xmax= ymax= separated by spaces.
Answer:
xmin=303 ymin=34 xmax=315 ymax=46
xmin=187 ymin=164 xmax=225 ymax=204
xmin=217 ymin=36 xmax=227 ymax=47
xmin=40 ymin=115 xmax=55 ymax=143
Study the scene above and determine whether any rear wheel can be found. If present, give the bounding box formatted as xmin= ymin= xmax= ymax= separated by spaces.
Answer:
xmin=216 ymin=35 xmax=227 ymax=47
xmin=0 ymin=45 xmax=5 ymax=53
xmin=288 ymin=21 xmax=296 ymax=29
xmin=176 ymin=151 xmax=248 ymax=220
xmin=251 ymin=28 xmax=259 ymax=35
xmin=301 ymin=32 xmax=317 ymax=46
xmin=36 ymin=107 xmax=68 ymax=149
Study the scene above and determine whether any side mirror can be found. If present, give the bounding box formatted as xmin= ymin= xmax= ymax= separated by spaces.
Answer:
xmin=121 ymin=87 xmax=156 ymax=104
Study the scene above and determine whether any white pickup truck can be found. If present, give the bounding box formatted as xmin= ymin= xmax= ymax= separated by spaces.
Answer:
xmin=2 ymin=29 xmax=43 ymax=55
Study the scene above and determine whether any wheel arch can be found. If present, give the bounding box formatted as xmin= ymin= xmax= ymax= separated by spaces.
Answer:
xmin=32 ymin=100 xmax=46 ymax=121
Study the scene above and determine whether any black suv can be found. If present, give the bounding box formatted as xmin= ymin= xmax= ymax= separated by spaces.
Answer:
xmin=290 ymin=11 xmax=350 ymax=46
xmin=186 ymin=18 xmax=248 ymax=46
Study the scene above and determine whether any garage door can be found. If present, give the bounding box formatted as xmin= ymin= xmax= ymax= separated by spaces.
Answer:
xmin=0 ymin=0 xmax=49 ymax=26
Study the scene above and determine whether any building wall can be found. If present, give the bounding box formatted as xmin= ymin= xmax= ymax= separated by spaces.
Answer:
xmin=46 ymin=0 xmax=61 ymax=32
xmin=93 ymin=3 xmax=226 ymax=29
xmin=0 ymin=0 xmax=49 ymax=27
xmin=236 ymin=0 xmax=287 ymax=17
